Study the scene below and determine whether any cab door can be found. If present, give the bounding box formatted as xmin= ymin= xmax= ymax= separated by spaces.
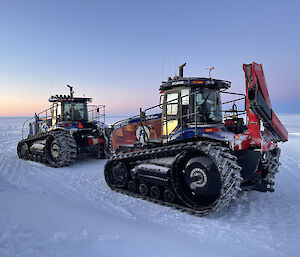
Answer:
xmin=51 ymin=103 xmax=62 ymax=126
xmin=162 ymin=87 xmax=190 ymax=137
xmin=51 ymin=104 xmax=57 ymax=126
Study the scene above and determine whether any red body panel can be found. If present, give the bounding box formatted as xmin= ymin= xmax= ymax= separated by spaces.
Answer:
xmin=272 ymin=111 xmax=288 ymax=142
xmin=232 ymin=62 xmax=288 ymax=152
xmin=111 ymin=118 xmax=162 ymax=151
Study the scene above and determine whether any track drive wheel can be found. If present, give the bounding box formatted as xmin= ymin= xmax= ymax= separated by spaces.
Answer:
xmin=172 ymin=151 xmax=221 ymax=209
xmin=171 ymin=147 xmax=241 ymax=213
xmin=45 ymin=130 xmax=77 ymax=167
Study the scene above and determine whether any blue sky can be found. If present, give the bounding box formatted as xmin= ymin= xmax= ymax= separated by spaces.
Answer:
xmin=0 ymin=0 xmax=299 ymax=116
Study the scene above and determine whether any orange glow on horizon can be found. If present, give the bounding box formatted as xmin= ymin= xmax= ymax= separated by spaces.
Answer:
xmin=0 ymin=95 xmax=155 ymax=117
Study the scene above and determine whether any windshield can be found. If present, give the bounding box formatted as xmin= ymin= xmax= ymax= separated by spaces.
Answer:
xmin=62 ymin=102 xmax=88 ymax=121
xmin=195 ymin=89 xmax=222 ymax=123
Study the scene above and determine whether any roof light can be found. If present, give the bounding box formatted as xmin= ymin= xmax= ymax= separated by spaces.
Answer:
xmin=192 ymin=81 xmax=204 ymax=84
xmin=204 ymin=128 xmax=219 ymax=132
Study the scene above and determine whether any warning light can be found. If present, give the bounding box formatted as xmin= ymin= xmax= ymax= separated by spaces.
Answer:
xmin=204 ymin=128 xmax=219 ymax=133
xmin=192 ymin=81 xmax=204 ymax=85
xmin=234 ymin=135 xmax=240 ymax=140
xmin=78 ymin=122 xmax=83 ymax=128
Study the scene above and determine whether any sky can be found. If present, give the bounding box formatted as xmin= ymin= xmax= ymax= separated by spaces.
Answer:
xmin=0 ymin=0 xmax=299 ymax=116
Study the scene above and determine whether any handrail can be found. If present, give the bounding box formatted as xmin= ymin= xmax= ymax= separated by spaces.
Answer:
xmin=22 ymin=116 xmax=34 ymax=139
xmin=21 ymin=106 xmax=53 ymax=139
xmin=111 ymin=89 xmax=247 ymax=143
xmin=88 ymin=104 xmax=106 ymax=123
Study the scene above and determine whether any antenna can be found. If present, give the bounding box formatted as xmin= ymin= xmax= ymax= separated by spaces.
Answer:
xmin=67 ymin=85 xmax=74 ymax=97
xmin=49 ymin=84 xmax=53 ymax=97
xmin=206 ymin=67 xmax=215 ymax=79
xmin=162 ymin=56 xmax=165 ymax=81
xmin=174 ymin=51 xmax=177 ymax=77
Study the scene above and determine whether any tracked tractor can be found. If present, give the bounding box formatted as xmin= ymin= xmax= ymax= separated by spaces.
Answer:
xmin=104 ymin=62 xmax=288 ymax=215
xmin=17 ymin=85 xmax=109 ymax=167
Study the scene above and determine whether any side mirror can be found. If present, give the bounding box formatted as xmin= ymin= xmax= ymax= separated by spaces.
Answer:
xmin=159 ymin=95 xmax=164 ymax=109
xmin=57 ymin=115 xmax=61 ymax=121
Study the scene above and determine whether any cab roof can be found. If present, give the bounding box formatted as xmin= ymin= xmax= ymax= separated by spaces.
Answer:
xmin=159 ymin=77 xmax=231 ymax=91
xmin=48 ymin=95 xmax=92 ymax=103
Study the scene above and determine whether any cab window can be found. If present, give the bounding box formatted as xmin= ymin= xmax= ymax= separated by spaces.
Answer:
xmin=166 ymin=93 xmax=178 ymax=115
xmin=73 ymin=103 xmax=86 ymax=121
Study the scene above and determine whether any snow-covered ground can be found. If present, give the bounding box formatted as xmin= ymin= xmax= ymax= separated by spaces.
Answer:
xmin=0 ymin=115 xmax=299 ymax=257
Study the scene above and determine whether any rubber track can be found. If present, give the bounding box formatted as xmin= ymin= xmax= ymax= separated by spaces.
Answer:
xmin=266 ymin=149 xmax=281 ymax=181
xmin=17 ymin=130 xmax=77 ymax=168
xmin=47 ymin=130 xmax=77 ymax=167
xmin=106 ymin=141 xmax=243 ymax=216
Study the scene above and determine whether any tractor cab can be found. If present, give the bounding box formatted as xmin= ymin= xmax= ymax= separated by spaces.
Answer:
xmin=159 ymin=64 xmax=232 ymax=138
xmin=23 ymin=85 xmax=106 ymax=137
xmin=48 ymin=85 xmax=90 ymax=128
xmin=49 ymin=96 xmax=90 ymax=126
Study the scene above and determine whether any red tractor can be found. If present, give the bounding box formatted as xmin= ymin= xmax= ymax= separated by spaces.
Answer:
xmin=104 ymin=62 xmax=288 ymax=215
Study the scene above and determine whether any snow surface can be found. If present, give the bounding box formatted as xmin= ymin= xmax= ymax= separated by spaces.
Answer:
xmin=0 ymin=115 xmax=300 ymax=257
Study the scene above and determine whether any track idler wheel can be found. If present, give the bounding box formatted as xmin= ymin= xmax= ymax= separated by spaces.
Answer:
xmin=171 ymin=150 xmax=222 ymax=210
xmin=17 ymin=141 xmax=29 ymax=159
xmin=105 ymin=162 xmax=129 ymax=188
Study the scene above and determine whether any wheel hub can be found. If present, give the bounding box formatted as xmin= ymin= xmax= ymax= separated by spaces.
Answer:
xmin=189 ymin=168 xmax=208 ymax=190
xmin=50 ymin=143 xmax=59 ymax=159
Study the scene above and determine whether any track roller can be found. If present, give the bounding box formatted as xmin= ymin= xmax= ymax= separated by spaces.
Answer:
xmin=128 ymin=180 xmax=137 ymax=193
xmin=163 ymin=189 xmax=175 ymax=203
xmin=139 ymin=184 xmax=149 ymax=196
xmin=150 ymin=186 xmax=161 ymax=199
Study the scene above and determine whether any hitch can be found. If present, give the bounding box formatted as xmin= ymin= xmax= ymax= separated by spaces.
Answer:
xmin=241 ymin=179 xmax=275 ymax=192
xmin=257 ymin=179 xmax=275 ymax=192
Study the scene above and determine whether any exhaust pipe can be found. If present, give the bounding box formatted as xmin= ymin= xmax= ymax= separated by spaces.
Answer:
xmin=179 ymin=63 xmax=186 ymax=77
